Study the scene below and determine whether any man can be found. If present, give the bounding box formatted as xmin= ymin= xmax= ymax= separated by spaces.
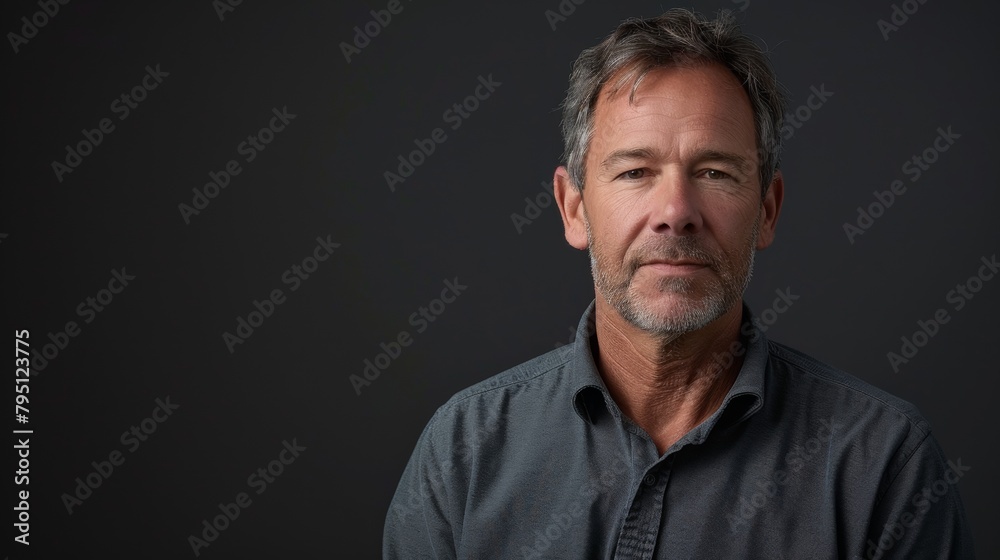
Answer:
xmin=384 ymin=8 xmax=974 ymax=559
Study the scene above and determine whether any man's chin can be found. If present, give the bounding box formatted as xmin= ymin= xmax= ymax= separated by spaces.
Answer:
xmin=615 ymin=293 xmax=727 ymax=336
xmin=631 ymin=281 xmax=719 ymax=311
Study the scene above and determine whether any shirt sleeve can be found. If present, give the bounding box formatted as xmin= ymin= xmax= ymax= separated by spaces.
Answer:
xmin=383 ymin=409 xmax=462 ymax=560
xmin=863 ymin=431 xmax=975 ymax=559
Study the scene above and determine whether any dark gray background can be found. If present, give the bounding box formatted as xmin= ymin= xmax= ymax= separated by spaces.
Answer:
xmin=3 ymin=0 xmax=997 ymax=558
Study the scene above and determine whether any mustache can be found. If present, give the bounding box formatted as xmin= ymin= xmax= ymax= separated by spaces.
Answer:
xmin=627 ymin=237 xmax=719 ymax=273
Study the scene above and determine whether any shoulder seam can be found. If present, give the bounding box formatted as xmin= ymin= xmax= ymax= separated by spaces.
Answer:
xmin=872 ymin=429 xmax=933 ymax=509
xmin=440 ymin=351 xmax=573 ymax=412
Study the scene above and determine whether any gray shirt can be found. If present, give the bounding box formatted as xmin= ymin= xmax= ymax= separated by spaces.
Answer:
xmin=384 ymin=300 xmax=974 ymax=559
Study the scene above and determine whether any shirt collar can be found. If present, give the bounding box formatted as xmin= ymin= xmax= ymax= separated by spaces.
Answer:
xmin=570 ymin=299 xmax=767 ymax=434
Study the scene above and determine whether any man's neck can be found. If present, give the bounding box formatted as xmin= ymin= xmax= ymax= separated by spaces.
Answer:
xmin=592 ymin=296 xmax=745 ymax=455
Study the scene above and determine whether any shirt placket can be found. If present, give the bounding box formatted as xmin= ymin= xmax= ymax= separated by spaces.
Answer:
xmin=613 ymin=456 xmax=673 ymax=560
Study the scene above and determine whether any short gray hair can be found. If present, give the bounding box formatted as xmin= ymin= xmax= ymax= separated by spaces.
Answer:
xmin=559 ymin=8 xmax=786 ymax=195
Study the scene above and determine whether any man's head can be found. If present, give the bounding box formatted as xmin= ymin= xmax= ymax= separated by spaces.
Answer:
xmin=553 ymin=9 xmax=786 ymax=337
xmin=559 ymin=8 xmax=786 ymax=196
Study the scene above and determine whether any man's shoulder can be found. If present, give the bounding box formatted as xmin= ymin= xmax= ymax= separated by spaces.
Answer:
xmin=765 ymin=338 xmax=931 ymax=437
xmin=438 ymin=344 xmax=575 ymax=412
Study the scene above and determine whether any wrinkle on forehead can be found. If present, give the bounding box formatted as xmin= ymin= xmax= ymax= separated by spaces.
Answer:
xmin=588 ymin=63 xmax=758 ymax=167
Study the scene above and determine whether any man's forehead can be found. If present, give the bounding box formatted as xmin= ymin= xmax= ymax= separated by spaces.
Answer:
xmin=588 ymin=64 xmax=757 ymax=157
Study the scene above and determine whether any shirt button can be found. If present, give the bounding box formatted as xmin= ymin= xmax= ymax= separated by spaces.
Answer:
xmin=643 ymin=474 xmax=656 ymax=486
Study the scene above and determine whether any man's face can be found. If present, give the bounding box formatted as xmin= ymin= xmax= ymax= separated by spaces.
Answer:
xmin=557 ymin=62 xmax=782 ymax=336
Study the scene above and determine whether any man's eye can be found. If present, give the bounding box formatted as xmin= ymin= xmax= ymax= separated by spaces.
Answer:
xmin=619 ymin=169 xmax=646 ymax=180
xmin=704 ymin=169 xmax=730 ymax=180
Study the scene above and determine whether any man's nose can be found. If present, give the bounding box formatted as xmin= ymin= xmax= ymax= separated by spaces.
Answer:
xmin=648 ymin=171 xmax=703 ymax=235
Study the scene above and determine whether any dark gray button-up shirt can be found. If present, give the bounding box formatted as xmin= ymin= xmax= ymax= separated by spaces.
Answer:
xmin=384 ymin=301 xmax=974 ymax=559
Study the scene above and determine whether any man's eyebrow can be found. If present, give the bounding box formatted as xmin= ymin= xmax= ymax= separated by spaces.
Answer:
xmin=598 ymin=147 xmax=755 ymax=175
xmin=692 ymin=149 xmax=754 ymax=175
xmin=599 ymin=147 xmax=658 ymax=171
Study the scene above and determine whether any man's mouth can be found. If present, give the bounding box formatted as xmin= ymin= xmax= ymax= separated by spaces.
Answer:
xmin=639 ymin=259 xmax=709 ymax=274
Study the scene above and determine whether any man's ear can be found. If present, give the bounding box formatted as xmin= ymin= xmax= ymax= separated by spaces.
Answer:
xmin=756 ymin=169 xmax=784 ymax=250
xmin=553 ymin=166 xmax=588 ymax=250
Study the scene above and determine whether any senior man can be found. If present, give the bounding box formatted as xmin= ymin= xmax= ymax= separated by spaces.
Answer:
xmin=384 ymin=8 xmax=973 ymax=559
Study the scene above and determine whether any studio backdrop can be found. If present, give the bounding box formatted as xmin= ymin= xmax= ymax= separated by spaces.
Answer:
xmin=3 ymin=0 xmax=997 ymax=558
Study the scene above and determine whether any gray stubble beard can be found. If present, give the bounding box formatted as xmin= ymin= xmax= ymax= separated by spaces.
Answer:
xmin=585 ymin=207 xmax=760 ymax=337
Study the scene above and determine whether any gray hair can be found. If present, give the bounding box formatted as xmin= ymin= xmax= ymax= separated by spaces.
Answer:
xmin=559 ymin=8 xmax=786 ymax=196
